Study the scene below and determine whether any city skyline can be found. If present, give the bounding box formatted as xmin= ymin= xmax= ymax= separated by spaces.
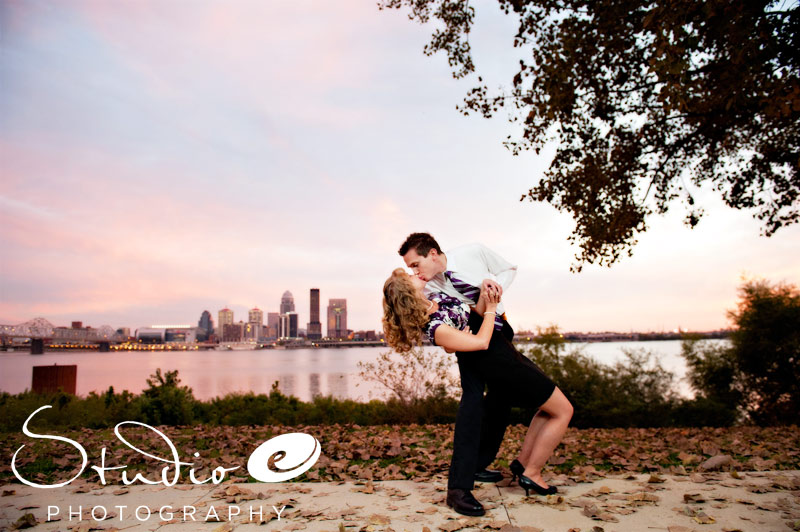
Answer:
xmin=1 ymin=2 xmax=798 ymax=334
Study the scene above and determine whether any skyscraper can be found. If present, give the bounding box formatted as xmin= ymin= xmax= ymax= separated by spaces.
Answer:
xmin=248 ymin=307 xmax=263 ymax=341
xmin=280 ymin=291 xmax=295 ymax=314
xmin=267 ymin=312 xmax=280 ymax=339
xmin=278 ymin=312 xmax=298 ymax=339
xmin=307 ymin=288 xmax=322 ymax=340
xmin=217 ymin=308 xmax=234 ymax=339
xmin=198 ymin=310 xmax=214 ymax=341
xmin=327 ymin=299 xmax=347 ymax=339
xmin=288 ymin=312 xmax=298 ymax=338
xmin=248 ymin=307 xmax=263 ymax=326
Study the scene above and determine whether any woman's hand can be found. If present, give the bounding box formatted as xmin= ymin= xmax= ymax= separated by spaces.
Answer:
xmin=479 ymin=284 xmax=501 ymax=314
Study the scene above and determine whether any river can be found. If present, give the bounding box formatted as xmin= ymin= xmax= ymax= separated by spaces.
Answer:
xmin=0 ymin=340 xmax=728 ymax=401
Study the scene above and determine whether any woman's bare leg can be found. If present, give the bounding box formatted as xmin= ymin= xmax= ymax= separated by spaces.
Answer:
xmin=519 ymin=387 xmax=573 ymax=487
xmin=517 ymin=410 xmax=549 ymax=466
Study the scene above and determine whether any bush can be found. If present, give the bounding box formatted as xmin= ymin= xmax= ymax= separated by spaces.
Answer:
xmin=357 ymin=347 xmax=459 ymax=423
xmin=729 ymin=279 xmax=800 ymax=425
xmin=680 ymin=279 xmax=800 ymax=426
xmin=522 ymin=326 xmax=682 ymax=428
xmin=139 ymin=369 xmax=197 ymax=426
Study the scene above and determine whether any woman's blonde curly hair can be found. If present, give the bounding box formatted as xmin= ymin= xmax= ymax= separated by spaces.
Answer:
xmin=382 ymin=268 xmax=430 ymax=353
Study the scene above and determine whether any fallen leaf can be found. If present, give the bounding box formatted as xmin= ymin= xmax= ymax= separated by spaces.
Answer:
xmin=440 ymin=521 xmax=470 ymax=532
xmin=692 ymin=512 xmax=716 ymax=524
xmin=683 ymin=493 xmax=705 ymax=503
xmin=699 ymin=455 xmax=731 ymax=471
xmin=369 ymin=514 xmax=391 ymax=525
xmin=11 ymin=513 xmax=37 ymax=529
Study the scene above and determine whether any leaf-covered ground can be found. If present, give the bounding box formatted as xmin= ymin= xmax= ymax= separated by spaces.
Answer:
xmin=2 ymin=424 xmax=799 ymax=486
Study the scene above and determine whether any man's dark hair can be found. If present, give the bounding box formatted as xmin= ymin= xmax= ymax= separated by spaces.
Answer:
xmin=398 ymin=232 xmax=442 ymax=257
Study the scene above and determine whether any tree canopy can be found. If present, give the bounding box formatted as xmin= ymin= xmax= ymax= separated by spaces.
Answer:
xmin=381 ymin=0 xmax=800 ymax=270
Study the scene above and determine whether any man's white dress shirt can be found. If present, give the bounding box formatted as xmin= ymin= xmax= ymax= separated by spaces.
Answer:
xmin=424 ymin=243 xmax=517 ymax=317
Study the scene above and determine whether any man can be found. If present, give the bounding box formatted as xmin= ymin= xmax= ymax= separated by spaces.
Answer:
xmin=399 ymin=232 xmax=516 ymax=517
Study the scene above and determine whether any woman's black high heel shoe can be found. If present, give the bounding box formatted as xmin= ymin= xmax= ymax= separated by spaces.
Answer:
xmin=510 ymin=459 xmax=524 ymax=482
xmin=518 ymin=473 xmax=557 ymax=496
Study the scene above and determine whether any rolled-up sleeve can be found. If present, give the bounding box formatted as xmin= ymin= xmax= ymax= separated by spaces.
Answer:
xmin=479 ymin=244 xmax=517 ymax=290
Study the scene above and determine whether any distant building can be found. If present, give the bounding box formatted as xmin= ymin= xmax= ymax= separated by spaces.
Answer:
xmin=280 ymin=291 xmax=295 ymax=314
xmin=279 ymin=312 xmax=298 ymax=339
xmin=148 ymin=324 xmax=202 ymax=343
xmin=353 ymin=330 xmax=377 ymax=341
xmin=198 ymin=310 xmax=214 ymax=341
xmin=136 ymin=327 xmax=165 ymax=344
xmin=327 ymin=299 xmax=347 ymax=339
xmin=217 ymin=308 xmax=234 ymax=339
xmin=249 ymin=307 xmax=263 ymax=326
xmin=266 ymin=312 xmax=280 ymax=340
xmin=248 ymin=307 xmax=263 ymax=341
xmin=244 ymin=322 xmax=259 ymax=342
xmin=307 ymin=288 xmax=322 ymax=340
xmin=222 ymin=322 xmax=245 ymax=342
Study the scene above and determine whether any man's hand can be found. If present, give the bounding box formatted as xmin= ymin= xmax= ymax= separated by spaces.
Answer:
xmin=482 ymin=279 xmax=503 ymax=297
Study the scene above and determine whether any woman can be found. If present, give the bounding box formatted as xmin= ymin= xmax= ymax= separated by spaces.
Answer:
xmin=382 ymin=268 xmax=573 ymax=497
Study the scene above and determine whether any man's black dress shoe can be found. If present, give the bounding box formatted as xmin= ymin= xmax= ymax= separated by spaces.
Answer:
xmin=446 ymin=488 xmax=485 ymax=516
xmin=474 ymin=468 xmax=504 ymax=482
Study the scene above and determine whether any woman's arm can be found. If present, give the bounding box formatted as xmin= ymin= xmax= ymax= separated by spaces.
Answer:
xmin=434 ymin=287 xmax=500 ymax=352
xmin=433 ymin=318 xmax=494 ymax=351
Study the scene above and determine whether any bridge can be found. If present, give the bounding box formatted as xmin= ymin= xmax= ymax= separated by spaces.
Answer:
xmin=0 ymin=317 xmax=125 ymax=354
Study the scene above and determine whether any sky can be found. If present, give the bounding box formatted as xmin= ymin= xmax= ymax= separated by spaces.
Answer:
xmin=1 ymin=0 xmax=798 ymax=334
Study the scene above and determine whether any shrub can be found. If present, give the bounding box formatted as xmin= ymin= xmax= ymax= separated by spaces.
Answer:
xmin=139 ymin=369 xmax=197 ymax=426
xmin=680 ymin=279 xmax=800 ymax=426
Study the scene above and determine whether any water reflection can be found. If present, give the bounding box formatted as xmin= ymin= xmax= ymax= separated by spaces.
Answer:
xmin=327 ymin=372 xmax=348 ymax=399
xmin=197 ymin=375 xmax=213 ymax=398
xmin=219 ymin=376 xmax=236 ymax=397
xmin=309 ymin=373 xmax=320 ymax=399
xmin=278 ymin=375 xmax=296 ymax=397
xmin=246 ymin=374 xmax=263 ymax=393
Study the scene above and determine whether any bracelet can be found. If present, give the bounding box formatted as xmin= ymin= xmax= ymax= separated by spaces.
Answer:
xmin=484 ymin=312 xmax=496 ymax=316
